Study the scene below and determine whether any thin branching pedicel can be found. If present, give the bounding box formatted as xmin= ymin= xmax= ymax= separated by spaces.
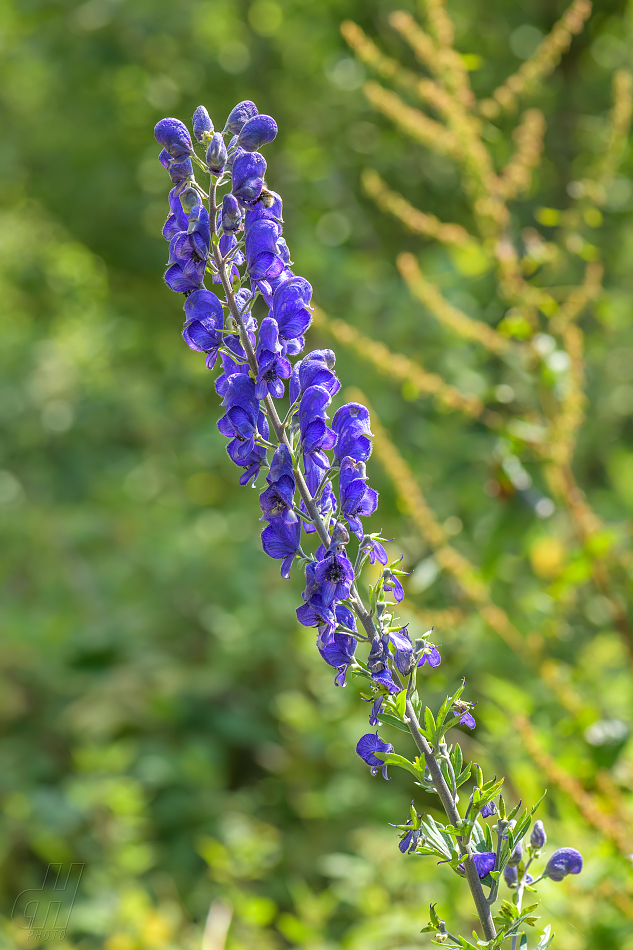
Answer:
xmin=153 ymin=103 xmax=583 ymax=948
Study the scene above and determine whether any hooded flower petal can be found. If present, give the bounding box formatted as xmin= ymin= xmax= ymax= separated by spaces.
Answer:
xmin=232 ymin=151 xmax=267 ymax=203
xmin=154 ymin=117 xmax=193 ymax=160
xmin=224 ymin=100 xmax=258 ymax=134
xmin=261 ymin=520 xmax=300 ymax=578
xmin=356 ymin=733 xmax=393 ymax=780
xmin=238 ymin=114 xmax=278 ymax=151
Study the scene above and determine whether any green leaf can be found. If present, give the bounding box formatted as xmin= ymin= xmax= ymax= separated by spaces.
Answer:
xmin=424 ymin=706 xmax=436 ymax=737
xmin=451 ymin=742 xmax=463 ymax=777
xmin=373 ymin=751 xmax=421 ymax=777
xmin=377 ymin=712 xmax=412 ymax=734
xmin=456 ymin=764 xmax=473 ymax=787
xmin=535 ymin=925 xmax=554 ymax=949
xmin=395 ymin=689 xmax=407 ymax=718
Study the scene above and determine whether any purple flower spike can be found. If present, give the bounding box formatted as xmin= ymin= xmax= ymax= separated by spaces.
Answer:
xmin=356 ymin=733 xmax=393 ymax=780
xmin=545 ymin=847 xmax=583 ymax=881
xmin=480 ymin=801 xmax=497 ymax=819
xmin=224 ymin=100 xmax=258 ymax=134
xmin=418 ymin=647 xmax=441 ymax=668
xmin=154 ymin=117 xmax=193 ymax=161
xmin=465 ymin=852 xmax=496 ymax=879
xmin=238 ymin=114 xmax=278 ymax=151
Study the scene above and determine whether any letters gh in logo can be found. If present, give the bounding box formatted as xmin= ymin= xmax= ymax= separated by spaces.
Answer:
xmin=12 ymin=864 xmax=83 ymax=941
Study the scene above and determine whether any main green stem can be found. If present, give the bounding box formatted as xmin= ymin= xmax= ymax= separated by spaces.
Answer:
xmin=209 ymin=181 xmax=496 ymax=944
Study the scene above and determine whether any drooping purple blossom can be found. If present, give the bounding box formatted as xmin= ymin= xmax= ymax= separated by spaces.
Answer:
xmin=261 ymin=519 xmax=301 ymax=578
xmin=479 ymin=801 xmax=497 ymax=819
xmin=356 ymin=733 xmax=393 ymax=780
xmin=361 ymin=535 xmax=389 ymax=566
xmin=368 ymin=695 xmax=384 ymax=725
xmin=182 ymin=289 xmax=225 ymax=368
xmin=544 ymin=847 xmax=583 ymax=881
xmin=418 ymin=646 xmax=442 ymax=668
xmin=383 ymin=569 xmax=405 ymax=603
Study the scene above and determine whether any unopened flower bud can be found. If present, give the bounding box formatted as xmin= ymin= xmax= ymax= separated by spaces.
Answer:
xmin=221 ymin=194 xmax=242 ymax=233
xmin=154 ymin=117 xmax=193 ymax=161
xmin=192 ymin=105 xmax=213 ymax=143
xmin=180 ymin=187 xmax=200 ymax=214
xmin=206 ymin=132 xmax=228 ymax=174
xmin=545 ymin=847 xmax=583 ymax=881
xmin=530 ymin=819 xmax=546 ymax=850
xmin=507 ymin=840 xmax=523 ymax=867
xmin=503 ymin=864 xmax=518 ymax=887
xmin=330 ymin=522 xmax=350 ymax=549
xmin=224 ymin=100 xmax=258 ymax=134
xmin=237 ymin=114 xmax=278 ymax=151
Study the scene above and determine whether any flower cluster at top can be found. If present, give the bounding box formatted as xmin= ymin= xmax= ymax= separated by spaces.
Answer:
xmin=154 ymin=100 xmax=450 ymax=721
xmin=154 ymin=106 xmax=584 ymax=946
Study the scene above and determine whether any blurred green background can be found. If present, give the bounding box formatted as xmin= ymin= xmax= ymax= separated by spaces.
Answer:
xmin=1 ymin=0 xmax=633 ymax=947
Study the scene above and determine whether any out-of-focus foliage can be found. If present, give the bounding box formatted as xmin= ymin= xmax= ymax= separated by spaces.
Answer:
xmin=0 ymin=0 xmax=632 ymax=948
